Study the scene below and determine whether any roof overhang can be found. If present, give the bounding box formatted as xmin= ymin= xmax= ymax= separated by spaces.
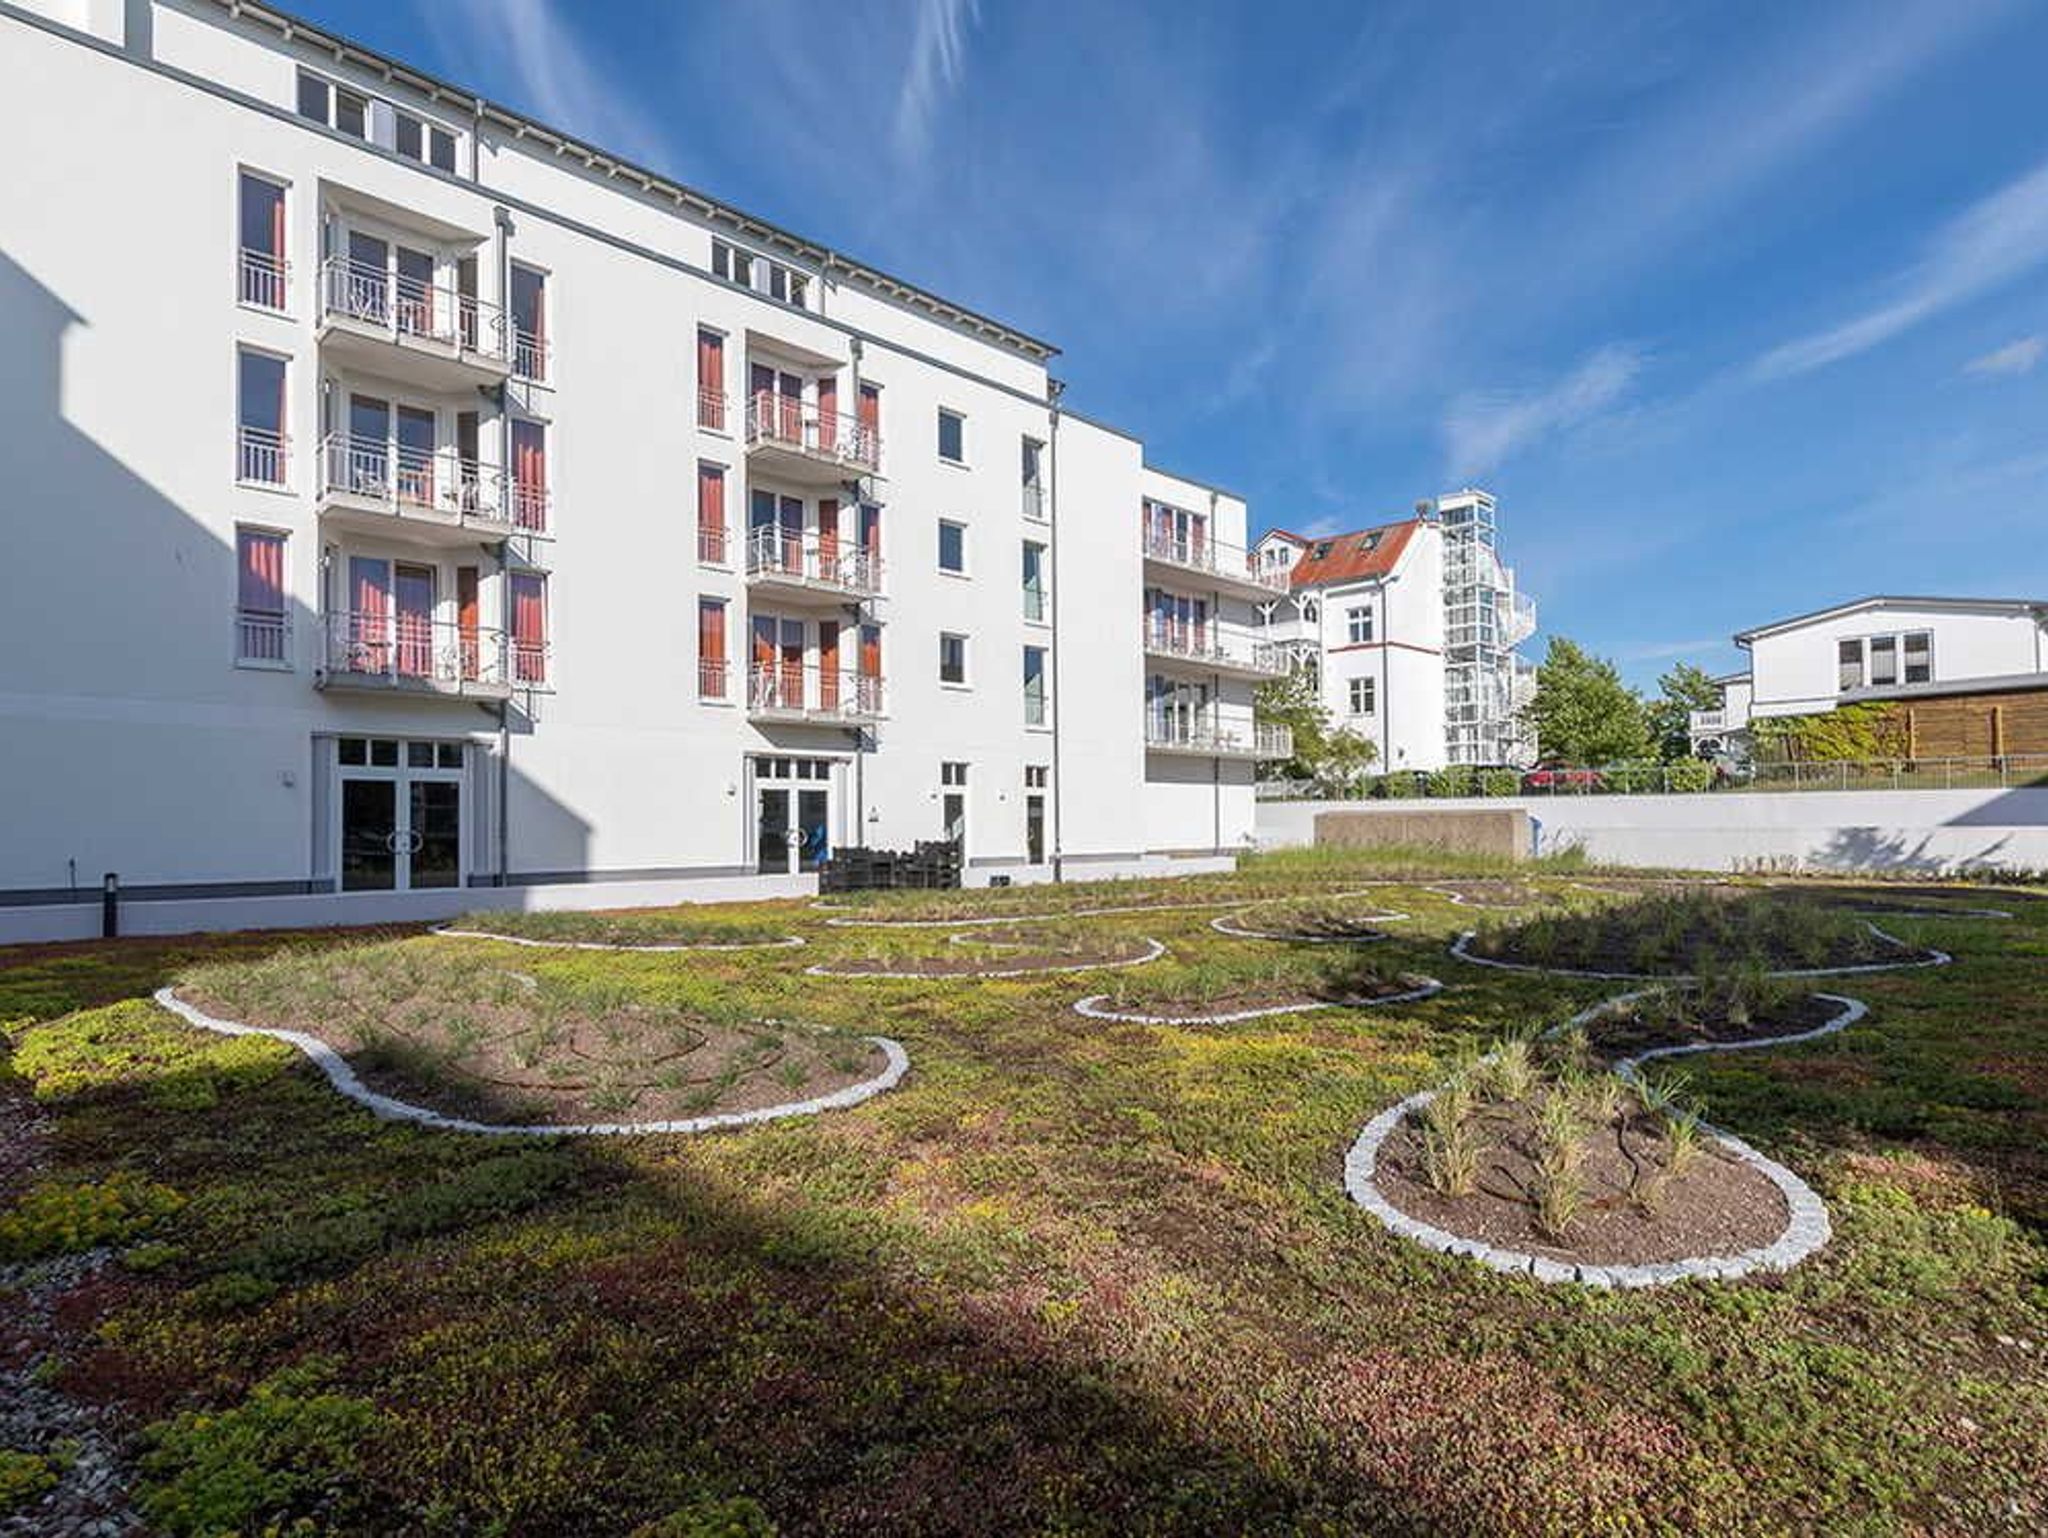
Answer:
xmin=1734 ymin=595 xmax=2048 ymax=646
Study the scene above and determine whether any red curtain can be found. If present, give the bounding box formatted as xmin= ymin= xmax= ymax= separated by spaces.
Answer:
xmin=817 ymin=376 xmax=837 ymax=451
xmin=510 ymin=573 xmax=546 ymax=684
xmin=698 ymin=598 xmax=725 ymax=696
xmin=819 ymin=620 xmax=840 ymax=708
xmin=512 ymin=420 xmax=547 ymax=531
xmin=238 ymin=530 xmax=283 ymax=611
xmin=817 ymin=497 xmax=838 ymax=579
xmin=457 ymin=567 xmax=479 ymax=680
xmin=697 ymin=331 xmax=725 ymax=427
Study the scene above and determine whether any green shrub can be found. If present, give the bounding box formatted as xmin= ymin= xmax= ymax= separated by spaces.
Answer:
xmin=1604 ymin=760 xmax=1666 ymax=794
xmin=0 ymin=1172 xmax=184 ymax=1262
xmin=1379 ymin=772 xmax=1420 ymax=799
xmin=1478 ymin=769 xmax=1522 ymax=797
xmin=632 ymin=1495 xmax=778 ymax=1537
xmin=0 ymin=1449 xmax=60 ymax=1514
xmin=1426 ymin=766 xmax=1476 ymax=798
xmin=139 ymin=1358 xmax=381 ymax=1537
xmin=1664 ymin=758 xmax=1713 ymax=793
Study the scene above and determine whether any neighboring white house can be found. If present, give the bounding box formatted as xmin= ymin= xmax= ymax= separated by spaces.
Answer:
xmin=0 ymin=0 xmax=1286 ymax=937
xmin=1692 ymin=596 xmax=2048 ymax=756
xmin=1254 ymin=489 xmax=1538 ymax=772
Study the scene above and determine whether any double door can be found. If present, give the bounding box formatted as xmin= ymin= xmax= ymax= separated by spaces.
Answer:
xmin=754 ymin=757 xmax=834 ymax=875
xmin=339 ymin=771 xmax=463 ymax=891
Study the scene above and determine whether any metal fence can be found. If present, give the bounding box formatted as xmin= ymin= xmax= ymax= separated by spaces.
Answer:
xmin=1257 ymin=753 xmax=2048 ymax=801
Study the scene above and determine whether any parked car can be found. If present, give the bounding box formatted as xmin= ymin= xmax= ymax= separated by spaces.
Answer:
xmin=1521 ymin=762 xmax=1606 ymax=793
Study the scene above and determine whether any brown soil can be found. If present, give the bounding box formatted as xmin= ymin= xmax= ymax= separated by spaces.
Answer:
xmin=183 ymin=984 xmax=884 ymax=1127
xmin=1102 ymin=972 xmax=1427 ymax=1015
xmin=1431 ymin=881 xmax=1561 ymax=909
xmin=822 ymin=935 xmax=1154 ymax=976
xmin=1472 ymin=921 xmax=1921 ymax=974
xmin=1580 ymin=993 xmax=1845 ymax=1059
xmin=1376 ymin=1100 xmax=1789 ymax=1266
xmin=1760 ymin=884 xmax=2025 ymax=915
xmin=1230 ymin=906 xmax=1391 ymax=940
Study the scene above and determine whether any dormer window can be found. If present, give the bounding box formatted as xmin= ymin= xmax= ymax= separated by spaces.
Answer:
xmin=296 ymin=70 xmax=460 ymax=172
xmin=711 ymin=238 xmax=811 ymax=309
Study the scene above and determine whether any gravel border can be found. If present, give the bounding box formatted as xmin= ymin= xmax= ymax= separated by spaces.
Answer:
xmin=431 ymin=926 xmax=806 ymax=952
xmin=1446 ymin=922 xmax=1951 ymax=981
xmin=807 ymin=936 xmax=1167 ymax=979
xmin=1072 ymin=975 xmax=1444 ymax=1025
xmin=151 ymin=986 xmax=907 ymax=1137
xmin=1341 ymin=992 xmax=1865 ymax=1287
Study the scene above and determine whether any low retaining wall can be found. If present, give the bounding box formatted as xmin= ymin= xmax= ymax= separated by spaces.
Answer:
xmin=1259 ymin=786 xmax=2048 ymax=874
xmin=1314 ymin=808 xmax=1529 ymax=863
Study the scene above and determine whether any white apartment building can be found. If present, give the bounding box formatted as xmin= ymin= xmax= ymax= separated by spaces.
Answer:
xmin=0 ymin=0 xmax=1288 ymax=941
xmin=1692 ymin=595 xmax=2048 ymax=758
xmin=1254 ymin=490 xmax=1538 ymax=772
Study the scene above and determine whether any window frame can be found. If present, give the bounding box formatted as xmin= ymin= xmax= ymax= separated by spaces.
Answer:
xmin=1348 ymin=676 xmax=1376 ymax=716
xmin=937 ymin=407 xmax=967 ymax=466
xmin=939 ymin=631 xmax=970 ymax=687
xmin=233 ymin=524 xmax=292 ymax=671
xmin=937 ymin=518 xmax=969 ymax=576
xmin=1023 ymin=644 xmax=1049 ymax=727
xmin=1346 ymin=605 xmax=1375 ymax=646
xmin=234 ymin=344 xmax=291 ymax=491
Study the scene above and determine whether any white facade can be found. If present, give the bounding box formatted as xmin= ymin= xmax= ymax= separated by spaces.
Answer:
xmin=0 ymin=0 xmax=1283 ymax=933
xmin=1254 ymin=490 xmax=1537 ymax=773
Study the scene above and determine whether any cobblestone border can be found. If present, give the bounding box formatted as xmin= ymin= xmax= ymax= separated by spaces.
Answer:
xmin=152 ymin=987 xmax=908 ymax=1138
xmin=1341 ymin=992 xmax=1863 ymax=1287
xmin=431 ymin=926 xmax=807 ymax=953
xmin=1446 ymin=922 xmax=1950 ymax=981
xmin=806 ymin=936 xmax=1167 ymax=979
xmin=1072 ymin=975 xmax=1444 ymax=1025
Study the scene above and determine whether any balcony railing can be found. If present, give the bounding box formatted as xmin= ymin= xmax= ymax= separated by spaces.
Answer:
xmin=320 ymin=612 xmax=545 ymax=692
xmin=1140 ymin=525 xmax=1291 ymax=593
xmin=745 ymin=392 xmax=880 ymax=473
xmin=699 ymin=656 xmax=731 ymax=699
xmin=237 ymin=426 xmax=289 ymax=487
xmin=1145 ymin=719 xmax=1295 ymax=759
xmin=698 ymin=525 xmax=731 ymax=565
xmin=317 ymin=436 xmax=550 ymax=536
xmin=747 ymin=663 xmax=884 ymax=723
xmin=1141 ymin=623 xmax=1289 ymax=676
xmin=235 ymin=607 xmax=291 ymax=665
xmin=1022 ymin=480 xmax=1046 ymax=522
xmin=697 ymin=386 xmax=729 ymax=432
xmin=512 ymin=328 xmax=548 ymax=384
xmin=238 ymin=248 xmax=289 ymax=312
xmin=319 ymin=258 xmax=508 ymax=364
xmin=745 ymin=527 xmax=883 ymax=597
xmin=1023 ymin=586 xmax=1047 ymax=624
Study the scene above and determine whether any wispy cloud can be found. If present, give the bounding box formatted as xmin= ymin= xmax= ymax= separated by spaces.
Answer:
xmin=1619 ymin=637 xmax=1724 ymax=664
xmin=1440 ymin=345 xmax=1647 ymax=479
xmin=1965 ymin=334 xmax=2046 ymax=377
xmin=894 ymin=0 xmax=980 ymax=166
xmin=1753 ymin=155 xmax=2048 ymax=381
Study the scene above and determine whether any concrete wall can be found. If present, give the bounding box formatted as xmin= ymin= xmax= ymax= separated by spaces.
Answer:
xmin=1314 ymin=807 xmax=1528 ymax=862
xmin=1258 ymin=788 xmax=2048 ymax=874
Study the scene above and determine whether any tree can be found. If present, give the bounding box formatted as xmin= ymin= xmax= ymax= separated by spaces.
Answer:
xmin=1256 ymin=669 xmax=1379 ymax=789
xmin=1645 ymin=662 xmax=1724 ymax=761
xmin=1520 ymin=637 xmax=1650 ymax=765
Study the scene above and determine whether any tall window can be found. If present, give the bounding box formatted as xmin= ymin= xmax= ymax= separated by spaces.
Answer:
xmin=938 ymin=519 xmax=967 ymax=574
xmin=698 ymin=597 xmax=728 ymax=698
xmin=1022 ymin=541 xmax=1047 ymax=621
xmin=937 ymin=407 xmax=965 ymax=464
xmin=1347 ymin=605 xmax=1375 ymax=645
xmin=509 ymin=420 xmax=549 ymax=533
xmin=940 ymin=632 xmax=968 ymax=685
xmin=237 ymin=172 xmax=287 ymax=311
xmin=510 ymin=573 xmax=549 ymax=685
xmin=236 ymin=348 xmax=288 ymax=486
xmin=1904 ymin=631 xmax=1933 ymax=684
xmin=940 ymin=762 xmax=967 ymax=848
xmin=235 ymin=528 xmax=288 ymax=666
xmin=509 ymin=264 xmax=549 ymax=382
xmin=1023 ymin=645 xmax=1048 ymax=726
xmin=1349 ymin=677 xmax=1376 ymax=716
xmin=1837 ymin=638 xmax=1864 ymax=692
xmin=1021 ymin=437 xmax=1045 ymax=519
xmin=1869 ymin=635 xmax=1899 ymax=688
xmin=697 ymin=462 xmax=728 ymax=564
xmin=696 ymin=329 xmax=726 ymax=429
xmin=858 ymin=383 xmax=882 ymax=463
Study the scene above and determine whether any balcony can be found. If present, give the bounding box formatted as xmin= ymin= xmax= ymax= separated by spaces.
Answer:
xmin=317 ymin=259 xmax=511 ymax=389
xmin=744 ymin=392 xmax=880 ymax=484
xmin=1144 ymin=720 xmax=1294 ymax=760
xmin=1503 ymin=591 xmax=1538 ymax=647
xmin=744 ymin=527 xmax=883 ymax=603
xmin=1690 ymin=703 xmax=1748 ymax=738
xmin=1141 ymin=526 xmax=1291 ymax=599
xmin=315 ymin=435 xmax=546 ymax=544
xmin=316 ymin=612 xmax=546 ymax=699
xmin=1141 ymin=623 xmax=1290 ymax=680
xmin=746 ymin=663 xmax=884 ymax=726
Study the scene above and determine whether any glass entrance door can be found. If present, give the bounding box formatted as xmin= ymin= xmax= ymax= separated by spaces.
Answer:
xmin=754 ymin=758 xmax=835 ymax=876
xmin=796 ymin=788 xmax=829 ymax=873
xmin=757 ymin=786 xmax=794 ymax=875
xmin=409 ymin=780 xmax=463 ymax=889
xmin=340 ymin=779 xmax=398 ymax=891
xmin=336 ymin=745 xmax=464 ymax=891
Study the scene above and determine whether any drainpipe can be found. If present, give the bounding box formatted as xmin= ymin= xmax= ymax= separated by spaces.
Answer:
xmin=496 ymin=702 xmax=510 ymax=887
xmin=491 ymin=208 xmax=514 ymax=886
xmin=848 ymin=336 xmax=867 ymax=839
xmin=1047 ymin=380 xmax=1065 ymax=883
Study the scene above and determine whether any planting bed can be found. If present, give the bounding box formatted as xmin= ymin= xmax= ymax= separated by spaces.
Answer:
xmin=436 ymin=907 xmax=803 ymax=950
xmin=1212 ymin=895 xmax=1404 ymax=942
xmin=1426 ymin=880 xmax=1566 ymax=910
xmin=809 ymin=929 xmax=1164 ymax=978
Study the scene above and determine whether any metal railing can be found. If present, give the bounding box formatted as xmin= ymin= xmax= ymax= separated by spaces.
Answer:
xmin=238 ymin=248 xmax=289 ymax=311
xmin=1023 ymin=585 xmax=1047 ymax=624
xmin=321 ymin=611 xmax=544 ymax=690
xmin=744 ymin=527 xmax=883 ymax=596
xmin=1140 ymin=524 xmax=1290 ymax=592
xmin=235 ymin=607 xmax=290 ymax=664
xmin=698 ymin=525 xmax=731 ymax=565
xmin=1022 ymin=480 xmax=1046 ymax=521
xmin=1257 ymin=753 xmax=2048 ymax=800
xmin=319 ymin=258 xmax=507 ymax=362
xmin=237 ymin=426 xmax=289 ymax=487
xmin=746 ymin=663 xmax=884 ymax=722
xmin=1141 ymin=623 xmax=1288 ymax=675
xmin=512 ymin=327 xmax=548 ymax=384
xmin=699 ymin=656 xmax=731 ymax=699
xmin=1145 ymin=719 xmax=1294 ymax=758
xmin=744 ymin=391 xmax=880 ymax=471
xmin=1689 ymin=708 xmax=1731 ymax=733
xmin=697 ymin=386 xmax=729 ymax=432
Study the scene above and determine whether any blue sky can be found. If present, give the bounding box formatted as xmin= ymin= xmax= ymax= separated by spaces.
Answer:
xmin=298 ymin=0 xmax=2048 ymax=687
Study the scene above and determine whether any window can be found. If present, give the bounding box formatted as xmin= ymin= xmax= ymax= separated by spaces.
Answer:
xmin=697 ymin=462 xmax=728 ymax=564
xmin=509 ymin=419 xmax=549 ymax=533
xmin=941 ymin=761 xmax=969 ymax=787
xmin=858 ymin=383 xmax=882 ymax=461
xmin=710 ymin=239 xmax=809 ymax=308
xmin=938 ymin=519 xmax=967 ymax=574
xmin=237 ymin=172 xmax=287 ymax=311
xmin=939 ymin=632 xmax=968 ymax=685
xmin=1144 ymin=499 xmax=1208 ymax=565
xmin=510 ymin=573 xmax=549 ymax=685
xmin=1904 ymin=631 xmax=1933 ymax=684
xmin=296 ymin=72 xmax=369 ymax=139
xmin=1348 ymin=677 xmax=1376 ymax=716
xmin=1838 ymin=638 xmax=1864 ymax=692
xmin=698 ymin=598 xmax=728 ymax=698
xmin=938 ymin=408 xmax=965 ymax=464
xmin=1022 ymin=437 xmax=1045 ymax=519
xmin=295 ymin=71 xmax=328 ymax=123
xmin=1302 ymin=598 xmax=1320 ymax=624
xmin=395 ymin=111 xmax=458 ymax=172
xmin=235 ymin=528 xmax=288 ymax=666
xmin=1024 ymin=765 xmax=1048 ymax=789
xmin=509 ymin=264 xmax=548 ymax=382
xmin=1022 ymin=541 xmax=1047 ymax=622
xmin=940 ymin=763 xmax=967 ymax=848
xmin=236 ymin=348 xmax=288 ymax=486
xmin=1023 ymin=645 xmax=1048 ymax=726
xmin=1346 ymin=605 xmax=1375 ymax=645
xmin=1869 ymin=635 xmax=1898 ymax=688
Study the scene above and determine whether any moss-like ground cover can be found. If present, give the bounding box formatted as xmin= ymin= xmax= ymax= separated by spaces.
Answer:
xmin=2 ymin=858 xmax=2044 ymax=1535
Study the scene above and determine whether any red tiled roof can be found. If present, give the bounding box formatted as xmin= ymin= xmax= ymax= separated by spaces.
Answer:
xmin=1282 ymin=519 xmax=1420 ymax=589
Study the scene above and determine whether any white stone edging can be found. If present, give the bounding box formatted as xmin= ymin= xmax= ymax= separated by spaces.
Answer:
xmin=1424 ymin=884 xmax=1559 ymax=911
xmin=152 ymin=986 xmax=907 ymax=1138
xmin=814 ymin=887 xmax=1390 ymax=929
xmin=806 ymin=936 xmax=1168 ymax=980
xmin=1445 ymin=923 xmax=1950 ymax=981
xmin=1072 ymin=975 xmax=1444 ymax=1025
xmin=431 ymin=926 xmax=806 ymax=953
xmin=1209 ymin=912 xmax=1407 ymax=943
xmin=1341 ymin=993 xmax=1866 ymax=1287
